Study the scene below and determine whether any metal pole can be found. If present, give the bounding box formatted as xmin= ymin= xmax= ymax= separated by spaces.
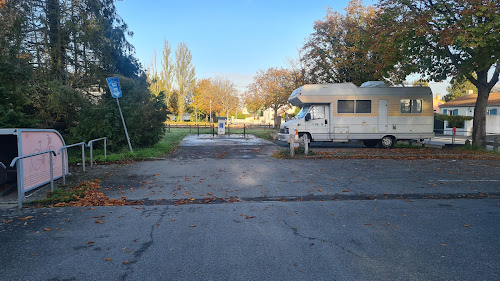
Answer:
xmin=90 ymin=143 xmax=93 ymax=169
xmin=104 ymin=138 xmax=107 ymax=160
xmin=17 ymin=159 xmax=23 ymax=209
xmin=116 ymin=98 xmax=133 ymax=153
xmin=82 ymin=145 xmax=85 ymax=173
xmin=210 ymin=100 xmax=212 ymax=123
xmin=197 ymin=124 xmax=200 ymax=136
xmin=61 ymin=148 xmax=66 ymax=185
xmin=49 ymin=153 xmax=54 ymax=192
xmin=244 ymin=124 xmax=246 ymax=138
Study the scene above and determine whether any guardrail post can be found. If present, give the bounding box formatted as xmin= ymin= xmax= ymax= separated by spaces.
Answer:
xmin=10 ymin=150 xmax=57 ymax=208
xmin=61 ymin=148 xmax=66 ymax=185
xmin=90 ymin=142 xmax=94 ymax=169
xmin=49 ymin=153 xmax=54 ymax=192
xmin=82 ymin=145 xmax=86 ymax=172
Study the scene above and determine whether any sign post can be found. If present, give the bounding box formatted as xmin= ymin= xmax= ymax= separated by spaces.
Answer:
xmin=106 ymin=77 xmax=133 ymax=153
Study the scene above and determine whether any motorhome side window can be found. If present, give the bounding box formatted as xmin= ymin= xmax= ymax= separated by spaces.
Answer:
xmin=337 ymin=100 xmax=371 ymax=113
xmin=310 ymin=105 xmax=325 ymax=119
xmin=400 ymin=99 xmax=422 ymax=113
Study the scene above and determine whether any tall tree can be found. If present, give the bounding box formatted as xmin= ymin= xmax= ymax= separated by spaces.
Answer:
xmin=445 ymin=76 xmax=478 ymax=102
xmin=160 ymin=40 xmax=174 ymax=107
xmin=174 ymin=41 xmax=196 ymax=121
xmin=147 ymin=49 xmax=161 ymax=96
xmin=302 ymin=0 xmax=389 ymax=85
xmin=376 ymin=0 xmax=500 ymax=147
xmin=245 ymin=68 xmax=297 ymax=128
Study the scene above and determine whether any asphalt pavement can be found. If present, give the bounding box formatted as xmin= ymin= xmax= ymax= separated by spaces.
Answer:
xmin=1 ymin=134 xmax=499 ymax=281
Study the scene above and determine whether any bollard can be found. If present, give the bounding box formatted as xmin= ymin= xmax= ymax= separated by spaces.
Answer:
xmin=197 ymin=124 xmax=200 ymax=136
xmin=244 ymin=124 xmax=246 ymax=138
xmin=304 ymin=134 xmax=309 ymax=156
xmin=290 ymin=138 xmax=295 ymax=156
xmin=494 ymin=137 xmax=499 ymax=153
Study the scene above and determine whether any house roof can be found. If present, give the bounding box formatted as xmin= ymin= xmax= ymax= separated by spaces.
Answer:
xmin=439 ymin=92 xmax=500 ymax=107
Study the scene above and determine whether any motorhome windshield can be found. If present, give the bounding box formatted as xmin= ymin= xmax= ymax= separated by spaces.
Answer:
xmin=297 ymin=105 xmax=310 ymax=119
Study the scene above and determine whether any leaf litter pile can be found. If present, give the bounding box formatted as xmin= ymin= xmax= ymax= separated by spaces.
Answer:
xmin=37 ymin=179 xmax=141 ymax=207
xmin=277 ymin=147 xmax=500 ymax=160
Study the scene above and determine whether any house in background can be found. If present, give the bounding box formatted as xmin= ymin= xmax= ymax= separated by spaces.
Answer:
xmin=433 ymin=94 xmax=445 ymax=113
xmin=438 ymin=92 xmax=500 ymax=135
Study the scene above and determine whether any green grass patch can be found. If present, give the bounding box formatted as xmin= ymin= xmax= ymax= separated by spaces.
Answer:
xmin=394 ymin=142 xmax=426 ymax=149
xmin=31 ymin=185 xmax=87 ymax=206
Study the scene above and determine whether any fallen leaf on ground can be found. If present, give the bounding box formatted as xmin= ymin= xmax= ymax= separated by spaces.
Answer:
xmin=105 ymin=258 xmax=112 ymax=261
xmin=464 ymin=224 xmax=472 ymax=227
xmin=95 ymin=220 xmax=104 ymax=224
xmin=88 ymin=241 xmax=95 ymax=244
xmin=441 ymin=244 xmax=447 ymax=247
xmin=18 ymin=216 xmax=34 ymax=220
xmin=189 ymin=225 xmax=197 ymax=228
xmin=44 ymin=228 xmax=51 ymax=231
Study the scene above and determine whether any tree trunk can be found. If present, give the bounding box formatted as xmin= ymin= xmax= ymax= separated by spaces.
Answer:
xmin=273 ymin=107 xmax=280 ymax=128
xmin=472 ymin=84 xmax=490 ymax=148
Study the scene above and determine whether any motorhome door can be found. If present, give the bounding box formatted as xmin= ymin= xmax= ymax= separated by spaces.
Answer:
xmin=305 ymin=105 xmax=329 ymax=140
xmin=378 ymin=99 xmax=388 ymax=132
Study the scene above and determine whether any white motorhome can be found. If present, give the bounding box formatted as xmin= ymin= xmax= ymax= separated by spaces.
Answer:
xmin=278 ymin=81 xmax=434 ymax=148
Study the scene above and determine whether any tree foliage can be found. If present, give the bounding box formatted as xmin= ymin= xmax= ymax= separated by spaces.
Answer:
xmin=0 ymin=0 xmax=166 ymax=148
xmin=376 ymin=0 xmax=500 ymax=147
xmin=193 ymin=77 xmax=239 ymax=121
xmin=302 ymin=0 xmax=390 ymax=85
xmin=174 ymin=42 xmax=196 ymax=121
xmin=244 ymin=68 xmax=298 ymax=128
xmin=445 ymin=76 xmax=478 ymax=102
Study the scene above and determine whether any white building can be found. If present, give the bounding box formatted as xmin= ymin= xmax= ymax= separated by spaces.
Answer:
xmin=438 ymin=92 xmax=500 ymax=135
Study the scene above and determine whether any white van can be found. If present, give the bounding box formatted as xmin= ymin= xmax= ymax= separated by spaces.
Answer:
xmin=278 ymin=82 xmax=434 ymax=148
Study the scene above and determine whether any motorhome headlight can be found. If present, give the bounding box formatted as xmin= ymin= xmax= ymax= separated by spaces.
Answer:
xmin=280 ymin=127 xmax=289 ymax=134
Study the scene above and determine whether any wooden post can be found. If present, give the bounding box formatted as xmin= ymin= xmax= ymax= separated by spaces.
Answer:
xmin=304 ymin=134 xmax=309 ymax=156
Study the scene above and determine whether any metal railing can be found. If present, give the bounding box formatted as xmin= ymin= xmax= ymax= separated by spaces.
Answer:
xmin=10 ymin=150 xmax=57 ymax=209
xmin=87 ymin=137 xmax=107 ymax=168
xmin=58 ymin=142 xmax=86 ymax=185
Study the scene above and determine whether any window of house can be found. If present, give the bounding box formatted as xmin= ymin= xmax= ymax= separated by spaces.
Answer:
xmin=401 ymin=99 xmax=422 ymax=113
xmin=443 ymin=109 xmax=447 ymax=115
xmin=310 ymin=105 xmax=325 ymax=119
xmin=338 ymin=100 xmax=371 ymax=113
xmin=487 ymin=109 xmax=498 ymax=115
xmin=448 ymin=109 xmax=458 ymax=116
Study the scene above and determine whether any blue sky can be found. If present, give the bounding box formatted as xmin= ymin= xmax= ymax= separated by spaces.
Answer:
xmin=115 ymin=0 xmax=449 ymax=96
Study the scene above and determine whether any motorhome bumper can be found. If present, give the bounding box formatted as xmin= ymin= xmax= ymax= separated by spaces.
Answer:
xmin=278 ymin=133 xmax=291 ymax=142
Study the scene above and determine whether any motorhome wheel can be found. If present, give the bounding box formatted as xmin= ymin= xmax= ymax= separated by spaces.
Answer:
xmin=379 ymin=136 xmax=395 ymax=149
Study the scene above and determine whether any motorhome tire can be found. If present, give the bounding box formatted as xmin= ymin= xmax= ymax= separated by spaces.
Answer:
xmin=363 ymin=140 xmax=378 ymax=148
xmin=299 ymin=133 xmax=312 ymax=143
xmin=379 ymin=136 xmax=395 ymax=149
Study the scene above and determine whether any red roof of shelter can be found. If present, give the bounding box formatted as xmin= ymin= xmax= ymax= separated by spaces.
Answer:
xmin=439 ymin=92 xmax=500 ymax=107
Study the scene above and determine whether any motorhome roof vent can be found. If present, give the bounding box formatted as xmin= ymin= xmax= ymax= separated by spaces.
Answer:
xmin=360 ymin=81 xmax=387 ymax=88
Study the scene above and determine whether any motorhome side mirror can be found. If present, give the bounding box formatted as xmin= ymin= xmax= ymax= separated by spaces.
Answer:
xmin=305 ymin=113 xmax=311 ymax=121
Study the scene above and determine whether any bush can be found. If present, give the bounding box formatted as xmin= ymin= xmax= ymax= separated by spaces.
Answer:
xmin=435 ymin=113 xmax=473 ymax=128
xmin=69 ymin=75 xmax=166 ymax=150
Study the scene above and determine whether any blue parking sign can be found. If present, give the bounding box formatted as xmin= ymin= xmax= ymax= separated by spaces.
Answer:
xmin=106 ymin=77 xmax=122 ymax=98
